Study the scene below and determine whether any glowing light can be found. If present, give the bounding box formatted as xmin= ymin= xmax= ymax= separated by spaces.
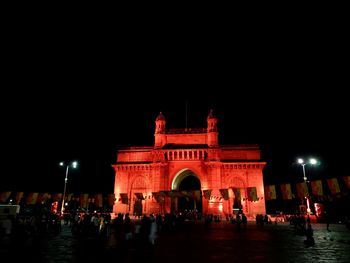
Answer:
xmin=297 ymin=158 xmax=304 ymax=164
xmin=309 ymin=158 xmax=317 ymax=165
xmin=218 ymin=203 xmax=223 ymax=212
xmin=59 ymin=162 xmax=64 ymax=166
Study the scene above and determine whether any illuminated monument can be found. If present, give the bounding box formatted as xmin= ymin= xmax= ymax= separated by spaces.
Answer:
xmin=113 ymin=110 xmax=266 ymax=217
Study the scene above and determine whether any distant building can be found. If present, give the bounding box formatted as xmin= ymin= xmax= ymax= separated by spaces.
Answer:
xmin=112 ymin=110 xmax=266 ymax=217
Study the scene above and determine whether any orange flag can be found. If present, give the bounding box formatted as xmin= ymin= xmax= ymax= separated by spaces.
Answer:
xmin=108 ymin=194 xmax=116 ymax=206
xmin=80 ymin=194 xmax=89 ymax=208
xmin=0 ymin=192 xmax=11 ymax=203
xmin=26 ymin=193 xmax=34 ymax=204
xmin=15 ymin=192 xmax=24 ymax=205
xmin=311 ymin=180 xmax=323 ymax=196
xmin=296 ymin=182 xmax=309 ymax=199
xmin=94 ymin=194 xmax=103 ymax=207
xmin=327 ymin=178 xmax=340 ymax=194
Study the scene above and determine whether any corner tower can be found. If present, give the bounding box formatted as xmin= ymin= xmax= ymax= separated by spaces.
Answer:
xmin=154 ymin=112 xmax=166 ymax=148
xmin=207 ymin=109 xmax=218 ymax=147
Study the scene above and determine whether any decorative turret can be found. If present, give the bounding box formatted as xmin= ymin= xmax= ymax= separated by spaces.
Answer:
xmin=207 ymin=109 xmax=218 ymax=147
xmin=155 ymin=112 xmax=166 ymax=133
xmin=154 ymin=112 xmax=167 ymax=148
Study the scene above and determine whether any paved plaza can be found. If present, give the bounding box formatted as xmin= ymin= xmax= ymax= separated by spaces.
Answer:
xmin=1 ymin=220 xmax=350 ymax=262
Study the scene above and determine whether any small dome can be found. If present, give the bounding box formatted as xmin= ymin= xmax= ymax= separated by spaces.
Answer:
xmin=156 ymin=112 xmax=165 ymax=121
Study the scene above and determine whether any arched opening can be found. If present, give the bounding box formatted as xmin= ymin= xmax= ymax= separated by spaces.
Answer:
xmin=178 ymin=176 xmax=202 ymax=213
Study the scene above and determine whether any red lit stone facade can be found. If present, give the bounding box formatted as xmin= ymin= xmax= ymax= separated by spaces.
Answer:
xmin=113 ymin=111 xmax=266 ymax=217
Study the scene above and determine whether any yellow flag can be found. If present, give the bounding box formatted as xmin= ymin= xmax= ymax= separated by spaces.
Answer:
xmin=280 ymin=184 xmax=292 ymax=200
xmin=264 ymin=185 xmax=276 ymax=200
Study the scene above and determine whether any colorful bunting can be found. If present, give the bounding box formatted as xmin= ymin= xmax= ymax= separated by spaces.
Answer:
xmin=219 ymin=189 xmax=229 ymax=200
xmin=134 ymin=192 xmax=145 ymax=200
xmin=343 ymin=176 xmax=350 ymax=189
xmin=26 ymin=193 xmax=34 ymax=204
xmin=3 ymin=175 xmax=350 ymax=210
xmin=152 ymin=192 xmax=162 ymax=203
xmin=108 ymin=194 xmax=116 ymax=206
xmin=37 ymin=193 xmax=46 ymax=204
xmin=311 ymin=180 xmax=323 ymax=196
xmin=120 ymin=193 xmax=129 ymax=204
xmin=52 ymin=193 xmax=63 ymax=202
xmin=0 ymin=192 xmax=11 ymax=203
xmin=15 ymin=192 xmax=24 ymax=205
xmin=327 ymin=178 xmax=340 ymax=194
xmin=203 ymin=189 xmax=212 ymax=200
xmin=94 ymin=194 xmax=103 ymax=207
xmin=264 ymin=185 xmax=276 ymax=200
xmin=231 ymin=188 xmax=241 ymax=201
xmin=80 ymin=193 xmax=89 ymax=208
xmin=247 ymin=187 xmax=258 ymax=201
xmin=280 ymin=184 xmax=292 ymax=200
xmin=296 ymin=182 xmax=309 ymax=199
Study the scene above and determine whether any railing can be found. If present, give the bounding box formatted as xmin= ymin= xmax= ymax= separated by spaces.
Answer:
xmin=164 ymin=149 xmax=208 ymax=160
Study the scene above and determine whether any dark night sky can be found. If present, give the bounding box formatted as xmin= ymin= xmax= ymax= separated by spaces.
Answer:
xmin=1 ymin=12 xmax=349 ymax=195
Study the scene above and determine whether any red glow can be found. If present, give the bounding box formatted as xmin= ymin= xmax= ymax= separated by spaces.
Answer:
xmin=113 ymin=111 xmax=266 ymax=218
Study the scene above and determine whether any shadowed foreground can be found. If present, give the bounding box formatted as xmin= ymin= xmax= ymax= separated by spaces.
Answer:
xmin=1 ymin=221 xmax=350 ymax=262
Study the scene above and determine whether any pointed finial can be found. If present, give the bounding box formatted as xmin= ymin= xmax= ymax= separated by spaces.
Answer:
xmin=156 ymin=111 xmax=165 ymax=121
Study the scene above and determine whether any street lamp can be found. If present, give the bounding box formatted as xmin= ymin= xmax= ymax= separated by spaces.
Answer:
xmin=297 ymin=158 xmax=317 ymax=214
xmin=60 ymin=161 xmax=78 ymax=214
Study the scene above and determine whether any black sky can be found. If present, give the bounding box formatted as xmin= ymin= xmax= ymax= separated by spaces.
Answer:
xmin=1 ymin=12 xmax=349 ymax=195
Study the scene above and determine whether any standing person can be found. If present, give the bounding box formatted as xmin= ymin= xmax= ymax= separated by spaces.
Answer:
xmin=325 ymin=211 xmax=331 ymax=231
xmin=124 ymin=213 xmax=132 ymax=242
xmin=306 ymin=215 xmax=311 ymax=225
xmin=241 ymin=213 xmax=247 ymax=229
xmin=304 ymin=223 xmax=315 ymax=247
xmin=236 ymin=212 xmax=241 ymax=230
xmin=149 ymin=214 xmax=157 ymax=245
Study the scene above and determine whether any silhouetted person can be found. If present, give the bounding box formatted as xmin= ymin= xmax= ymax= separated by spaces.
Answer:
xmin=304 ymin=223 xmax=315 ymax=247
xmin=324 ymin=209 xmax=331 ymax=231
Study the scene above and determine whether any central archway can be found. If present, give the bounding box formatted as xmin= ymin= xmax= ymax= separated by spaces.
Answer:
xmin=178 ymin=176 xmax=202 ymax=212
xmin=172 ymin=169 xmax=202 ymax=213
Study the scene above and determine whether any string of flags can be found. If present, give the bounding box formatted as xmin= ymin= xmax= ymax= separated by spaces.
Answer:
xmin=1 ymin=176 xmax=349 ymax=206
xmin=0 ymin=192 xmax=117 ymax=208
xmin=265 ymin=176 xmax=350 ymax=200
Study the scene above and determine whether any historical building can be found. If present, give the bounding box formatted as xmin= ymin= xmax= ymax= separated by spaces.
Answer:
xmin=113 ymin=110 xmax=266 ymax=217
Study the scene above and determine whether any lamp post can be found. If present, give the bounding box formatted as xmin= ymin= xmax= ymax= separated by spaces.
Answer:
xmin=60 ymin=161 xmax=78 ymax=214
xmin=297 ymin=158 xmax=317 ymax=214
